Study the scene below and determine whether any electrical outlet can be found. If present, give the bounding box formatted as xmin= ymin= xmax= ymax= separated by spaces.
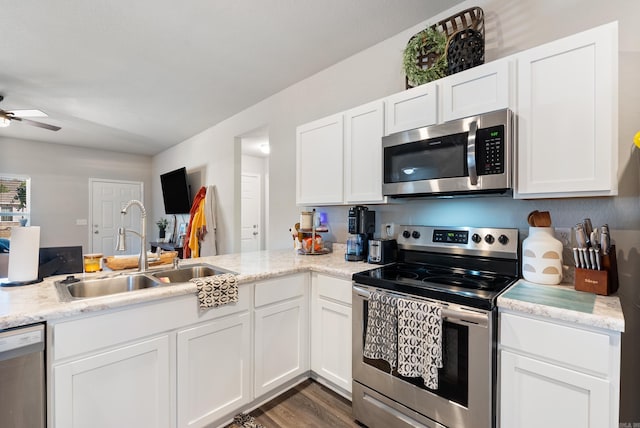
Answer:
xmin=555 ymin=227 xmax=572 ymax=248
xmin=381 ymin=223 xmax=395 ymax=238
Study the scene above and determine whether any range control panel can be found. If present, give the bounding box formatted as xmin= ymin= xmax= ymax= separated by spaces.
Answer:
xmin=398 ymin=225 xmax=519 ymax=259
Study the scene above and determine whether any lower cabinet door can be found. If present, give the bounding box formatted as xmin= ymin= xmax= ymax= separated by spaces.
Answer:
xmin=254 ymin=297 xmax=309 ymax=397
xmin=311 ymin=298 xmax=352 ymax=393
xmin=53 ymin=335 xmax=171 ymax=428
xmin=176 ymin=312 xmax=251 ymax=428
xmin=500 ymin=350 xmax=610 ymax=428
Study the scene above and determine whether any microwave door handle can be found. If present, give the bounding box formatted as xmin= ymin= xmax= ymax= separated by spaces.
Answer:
xmin=467 ymin=120 xmax=478 ymax=185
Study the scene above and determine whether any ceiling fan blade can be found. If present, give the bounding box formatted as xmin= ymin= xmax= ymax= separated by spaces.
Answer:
xmin=11 ymin=116 xmax=61 ymax=131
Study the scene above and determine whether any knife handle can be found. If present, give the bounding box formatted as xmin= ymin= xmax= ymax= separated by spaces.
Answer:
xmin=588 ymin=248 xmax=596 ymax=270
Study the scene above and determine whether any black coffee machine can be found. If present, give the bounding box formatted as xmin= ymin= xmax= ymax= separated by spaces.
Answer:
xmin=346 ymin=205 xmax=375 ymax=261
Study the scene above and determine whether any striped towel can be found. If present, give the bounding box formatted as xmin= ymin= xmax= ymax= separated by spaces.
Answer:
xmin=396 ymin=297 xmax=443 ymax=390
xmin=190 ymin=273 xmax=238 ymax=309
xmin=363 ymin=290 xmax=398 ymax=370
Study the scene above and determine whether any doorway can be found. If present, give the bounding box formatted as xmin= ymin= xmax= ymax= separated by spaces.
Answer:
xmin=241 ymin=173 xmax=261 ymax=252
xmin=238 ymin=127 xmax=269 ymax=253
xmin=89 ymin=179 xmax=143 ymax=256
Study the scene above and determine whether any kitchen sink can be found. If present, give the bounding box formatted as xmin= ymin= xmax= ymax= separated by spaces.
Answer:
xmin=151 ymin=263 xmax=232 ymax=283
xmin=55 ymin=263 xmax=234 ymax=302
xmin=56 ymin=273 xmax=162 ymax=301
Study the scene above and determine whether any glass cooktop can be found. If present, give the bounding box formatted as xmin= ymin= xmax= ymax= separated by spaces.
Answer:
xmin=353 ymin=262 xmax=518 ymax=310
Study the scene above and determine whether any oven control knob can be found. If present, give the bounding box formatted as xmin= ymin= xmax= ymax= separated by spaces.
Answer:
xmin=412 ymin=231 xmax=421 ymax=239
xmin=484 ymin=234 xmax=495 ymax=244
xmin=471 ymin=233 xmax=482 ymax=243
xmin=402 ymin=230 xmax=411 ymax=239
xmin=498 ymin=234 xmax=509 ymax=245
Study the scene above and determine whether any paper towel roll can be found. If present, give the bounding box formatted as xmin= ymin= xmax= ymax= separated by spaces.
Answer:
xmin=8 ymin=226 xmax=41 ymax=282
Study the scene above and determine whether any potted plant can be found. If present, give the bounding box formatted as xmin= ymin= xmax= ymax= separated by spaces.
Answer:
xmin=156 ymin=218 xmax=168 ymax=239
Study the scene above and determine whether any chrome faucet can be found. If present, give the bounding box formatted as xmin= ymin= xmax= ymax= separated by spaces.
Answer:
xmin=116 ymin=200 xmax=148 ymax=271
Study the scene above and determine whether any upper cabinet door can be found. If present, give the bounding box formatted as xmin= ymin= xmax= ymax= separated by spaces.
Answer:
xmin=384 ymin=82 xmax=438 ymax=135
xmin=296 ymin=113 xmax=344 ymax=205
xmin=344 ymin=100 xmax=385 ymax=203
xmin=441 ymin=58 xmax=511 ymax=122
xmin=515 ymin=22 xmax=618 ymax=198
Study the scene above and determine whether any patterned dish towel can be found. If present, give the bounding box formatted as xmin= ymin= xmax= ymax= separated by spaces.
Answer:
xmin=363 ymin=290 xmax=398 ymax=370
xmin=396 ymin=297 xmax=443 ymax=390
xmin=190 ymin=273 xmax=238 ymax=309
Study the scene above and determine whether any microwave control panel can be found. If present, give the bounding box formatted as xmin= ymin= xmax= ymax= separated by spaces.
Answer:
xmin=476 ymin=125 xmax=504 ymax=175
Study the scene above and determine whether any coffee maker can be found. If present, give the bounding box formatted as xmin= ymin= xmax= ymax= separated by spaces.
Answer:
xmin=346 ymin=205 xmax=375 ymax=261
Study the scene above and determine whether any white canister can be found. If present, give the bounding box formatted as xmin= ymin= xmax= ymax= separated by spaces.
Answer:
xmin=300 ymin=211 xmax=313 ymax=230
xmin=522 ymin=227 xmax=563 ymax=285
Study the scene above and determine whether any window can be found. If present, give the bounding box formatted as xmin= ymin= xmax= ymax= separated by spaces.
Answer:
xmin=0 ymin=175 xmax=31 ymax=239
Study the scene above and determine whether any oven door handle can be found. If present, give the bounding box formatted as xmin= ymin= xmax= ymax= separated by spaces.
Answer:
xmin=466 ymin=120 xmax=478 ymax=186
xmin=353 ymin=285 xmax=488 ymax=327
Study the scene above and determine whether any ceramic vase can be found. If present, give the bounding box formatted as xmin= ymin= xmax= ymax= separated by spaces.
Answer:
xmin=522 ymin=227 xmax=563 ymax=285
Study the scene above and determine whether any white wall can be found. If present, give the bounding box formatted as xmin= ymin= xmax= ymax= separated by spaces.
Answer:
xmin=0 ymin=138 xmax=152 ymax=251
xmin=152 ymin=0 xmax=640 ymax=421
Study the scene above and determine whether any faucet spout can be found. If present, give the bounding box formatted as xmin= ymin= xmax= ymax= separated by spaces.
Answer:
xmin=118 ymin=200 xmax=148 ymax=271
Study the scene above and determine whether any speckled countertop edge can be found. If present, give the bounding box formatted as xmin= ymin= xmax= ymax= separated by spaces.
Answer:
xmin=1 ymin=249 xmax=624 ymax=333
xmin=498 ymin=279 xmax=625 ymax=332
xmin=0 ymin=248 xmax=373 ymax=330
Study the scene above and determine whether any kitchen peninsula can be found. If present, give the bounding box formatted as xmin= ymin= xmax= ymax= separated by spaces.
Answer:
xmin=0 ymin=247 xmax=625 ymax=428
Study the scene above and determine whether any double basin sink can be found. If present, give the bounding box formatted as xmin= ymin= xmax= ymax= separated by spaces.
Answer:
xmin=55 ymin=263 xmax=233 ymax=302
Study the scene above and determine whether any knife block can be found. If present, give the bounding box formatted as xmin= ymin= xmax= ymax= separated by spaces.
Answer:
xmin=574 ymin=245 xmax=618 ymax=295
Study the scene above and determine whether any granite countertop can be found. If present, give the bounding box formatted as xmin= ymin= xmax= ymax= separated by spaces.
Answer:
xmin=0 ymin=247 xmax=372 ymax=330
xmin=1 ymin=249 xmax=625 ymax=333
xmin=498 ymin=279 xmax=625 ymax=332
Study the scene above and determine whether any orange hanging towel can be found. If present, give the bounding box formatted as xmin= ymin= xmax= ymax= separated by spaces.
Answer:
xmin=188 ymin=198 xmax=206 ymax=258
xmin=183 ymin=186 xmax=207 ymax=258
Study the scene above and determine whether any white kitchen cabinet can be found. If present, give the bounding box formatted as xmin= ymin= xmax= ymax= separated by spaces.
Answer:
xmin=310 ymin=273 xmax=352 ymax=395
xmin=176 ymin=312 xmax=251 ymax=428
xmin=514 ymin=22 xmax=618 ymax=198
xmin=53 ymin=335 xmax=171 ymax=428
xmin=49 ymin=287 xmax=253 ymax=428
xmin=254 ymin=273 xmax=309 ymax=397
xmin=499 ymin=311 xmax=621 ymax=428
xmin=296 ymin=113 xmax=344 ymax=205
xmin=440 ymin=58 xmax=511 ymax=122
xmin=384 ymin=82 xmax=438 ymax=135
xmin=344 ymin=100 xmax=385 ymax=203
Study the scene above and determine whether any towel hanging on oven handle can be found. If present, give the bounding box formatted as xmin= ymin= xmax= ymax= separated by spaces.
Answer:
xmin=353 ymin=285 xmax=489 ymax=327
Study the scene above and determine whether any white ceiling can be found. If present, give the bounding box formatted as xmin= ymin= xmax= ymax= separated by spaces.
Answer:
xmin=0 ymin=0 xmax=462 ymax=156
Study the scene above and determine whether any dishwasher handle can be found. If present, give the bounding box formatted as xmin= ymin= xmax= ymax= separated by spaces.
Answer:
xmin=0 ymin=324 xmax=44 ymax=362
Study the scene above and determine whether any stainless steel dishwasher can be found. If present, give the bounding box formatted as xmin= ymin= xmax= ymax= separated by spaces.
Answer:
xmin=0 ymin=323 xmax=46 ymax=428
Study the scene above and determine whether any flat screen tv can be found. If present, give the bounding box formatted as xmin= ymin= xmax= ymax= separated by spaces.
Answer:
xmin=160 ymin=167 xmax=191 ymax=214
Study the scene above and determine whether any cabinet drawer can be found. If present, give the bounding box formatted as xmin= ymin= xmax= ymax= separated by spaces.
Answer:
xmin=255 ymin=273 xmax=308 ymax=307
xmin=500 ymin=312 xmax=611 ymax=376
xmin=314 ymin=273 xmax=352 ymax=305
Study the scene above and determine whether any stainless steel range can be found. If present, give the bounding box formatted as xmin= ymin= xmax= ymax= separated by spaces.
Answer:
xmin=352 ymin=225 xmax=519 ymax=428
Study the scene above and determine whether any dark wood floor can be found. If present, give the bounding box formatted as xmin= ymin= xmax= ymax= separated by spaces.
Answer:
xmin=230 ymin=379 xmax=363 ymax=428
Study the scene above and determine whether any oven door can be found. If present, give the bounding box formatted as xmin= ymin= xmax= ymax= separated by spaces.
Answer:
xmin=352 ymin=284 xmax=495 ymax=428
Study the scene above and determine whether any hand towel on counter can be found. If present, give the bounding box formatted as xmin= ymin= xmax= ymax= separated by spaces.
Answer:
xmin=363 ymin=290 xmax=398 ymax=370
xmin=190 ymin=273 xmax=238 ymax=309
xmin=199 ymin=185 xmax=218 ymax=257
xmin=397 ymin=297 xmax=443 ymax=390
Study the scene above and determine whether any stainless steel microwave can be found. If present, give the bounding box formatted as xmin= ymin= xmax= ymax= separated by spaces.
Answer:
xmin=382 ymin=109 xmax=513 ymax=197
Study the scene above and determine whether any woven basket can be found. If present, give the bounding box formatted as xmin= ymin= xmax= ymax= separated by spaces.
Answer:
xmin=405 ymin=7 xmax=484 ymax=89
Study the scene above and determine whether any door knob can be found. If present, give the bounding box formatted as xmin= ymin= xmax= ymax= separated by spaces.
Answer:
xmin=253 ymin=232 xmax=259 ymax=236
xmin=94 ymin=230 xmax=99 ymax=234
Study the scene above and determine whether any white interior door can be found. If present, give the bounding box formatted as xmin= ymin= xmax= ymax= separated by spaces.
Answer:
xmin=90 ymin=179 xmax=143 ymax=256
xmin=241 ymin=174 xmax=261 ymax=253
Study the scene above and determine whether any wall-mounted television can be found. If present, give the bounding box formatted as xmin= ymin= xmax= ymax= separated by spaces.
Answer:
xmin=160 ymin=167 xmax=191 ymax=214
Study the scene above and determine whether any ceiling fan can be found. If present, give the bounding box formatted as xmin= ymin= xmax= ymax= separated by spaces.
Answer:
xmin=0 ymin=95 xmax=61 ymax=131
